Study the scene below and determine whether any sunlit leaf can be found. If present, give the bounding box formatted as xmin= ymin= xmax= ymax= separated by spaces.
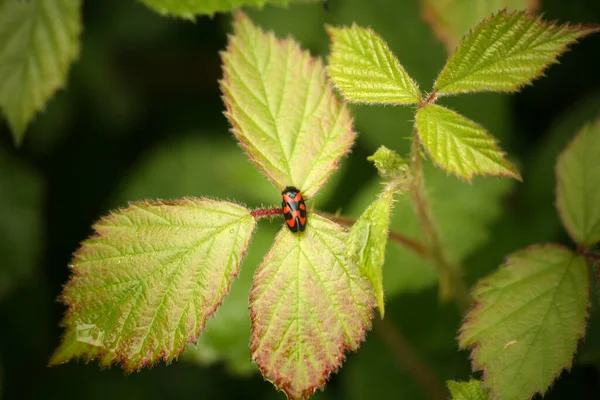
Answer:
xmin=447 ymin=379 xmax=488 ymax=400
xmin=348 ymin=161 xmax=513 ymax=296
xmin=460 ymin=245 xmax=589 ymax=400
xmin=434 ymin=10 xmax=599 ymax=95
xmin=0 ymin=149 xmax=43 ymax=299
xmin=221 ymin=12 xmax=355 ymax=199
xmin=347 ymin=183 xmax=398 ymax=318
xmin=421 ymin=0 xmax=540 ymax=53
xmin=556 ymin=119 xmax=600 ymax=247
xmin=50 ymin=199 xmax=256 ymax=371
xmin=250 ymin=214 xmax=375 ymax=399
xmin=326 ymin=24 xmax=420 ymax=105
xmin=0 ymin=0 xmax=81 ymax=144
xmin=182 ymin=224 xmax=278 ymax=375
xmin=416 ymin=104 xmax=520 ymax=181
xmin=139 ymin=0 xmax=311 ymax=19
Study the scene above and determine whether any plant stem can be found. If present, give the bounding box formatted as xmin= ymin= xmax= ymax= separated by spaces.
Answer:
xmin=326 ymin=214 xmax=428 ymax=258
xmin=374 ymin=318 xmax=447 ymax=400
xmin=409 ymin=137 xmax=471 ymax=314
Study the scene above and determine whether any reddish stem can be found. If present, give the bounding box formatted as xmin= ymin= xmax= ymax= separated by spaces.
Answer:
xmin=324 ymin=214 xmax=428 ymax=259
xmin=250 ymin=207 xmax=281 ymax=219
xmin=418 ymin=91 xmax=438 ymax=107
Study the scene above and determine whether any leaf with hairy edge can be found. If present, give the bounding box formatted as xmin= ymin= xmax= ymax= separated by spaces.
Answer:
xmin=416 ymin=104 xmax=519 ymax=181
xmin=221 ymin=12 xmax=356 ymax=199
xmin=139 ymin=0 xmax=308 ymax=20
xmin=434 ymin=10 xmax=599 ymax=95
xmin=422 ymin=0 xmax=540 ymax=53
xmin=49 ymin=199 xmax=256 ymax=371
xmin=556 ymin=119 xmax=600 ymax=246
xmin=250 ymin=214 xmax=375 ymax=399
xmin=326 ymin=25 xmax=420 ymax=105
xmin=447 ymin=379 xmax=488 ymax=400
xmin=347 ymin=182 xmax=401 ymax=318
xmin=460 ymin=245 xmax=589 ymax=400
xmin=0 ymin=0 xmax=81 ymax=145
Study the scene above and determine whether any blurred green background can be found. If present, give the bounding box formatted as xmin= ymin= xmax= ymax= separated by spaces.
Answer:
xmin=1 ymin=0 xmax=600 ymax=399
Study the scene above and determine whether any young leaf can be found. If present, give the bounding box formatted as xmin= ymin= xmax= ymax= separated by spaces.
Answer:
xmin=447 ymin=379 xmax=488 ymax=400
xmin=326 ymin=25 xmax=420 ymax=105
xmin=250 ymin=214 xmax=375 ymax=399
xmin=416 ymin=104 xmax=520 ymax=181
xmin=49 ymin=199 xmax=256 ymax=371
xmin=0 ymin=0 xmax=81 ymax=145
xmin=221 ymin=12 xmax=355 ymax=199
xmin=347 ymin=183 xmax=399 ymax=318
xmin=139 ymin=0 xmax=302 ymax=19
xmin=460 ymin=245 xmax=589 ymax=400
xmin=367 ymin=145 xmax=408 ymax=180
xmin=422 ymin=0 xmax=539 ymax=53
xmin=434 ymin=10 xmax=599 ymax=95
xmin=347 ymin=161 xmax=513 ymax=297
xmin=556 ymin=119 xmax=600 ymax=247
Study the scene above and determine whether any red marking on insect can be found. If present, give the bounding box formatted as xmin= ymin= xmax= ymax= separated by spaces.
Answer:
xmin=281 ymin=186 xmax=307 ymax=232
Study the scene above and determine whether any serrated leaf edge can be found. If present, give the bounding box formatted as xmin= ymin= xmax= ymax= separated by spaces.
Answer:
xmin=459 ymin=243 xmax=589 ymax=400
xmin=415 ymin=104 xmax=522 ymax=182
xmin=50 ymin=197 xmax=256 ymax=371
xmin=555 ymin=118 xmax=600 ymax=247
xmin=433 ymin=9 xmax=600 ymax=96
xmin=249 ymin=214 xmax=374 ymax=399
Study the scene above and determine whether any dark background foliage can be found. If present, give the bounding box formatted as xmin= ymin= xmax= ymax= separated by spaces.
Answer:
xmin=1 ymin=0 xmax=599 ymax=399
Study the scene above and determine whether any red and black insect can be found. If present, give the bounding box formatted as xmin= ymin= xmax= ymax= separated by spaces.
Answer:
xmin=281 ymin=186 xmax=307 ymax=232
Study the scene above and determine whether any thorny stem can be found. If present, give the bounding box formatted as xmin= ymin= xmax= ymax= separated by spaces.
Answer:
xmin=409 ymin=137 xmax=471 ymax=314
xmin=374 ymin=318 xmax=447 ymax=400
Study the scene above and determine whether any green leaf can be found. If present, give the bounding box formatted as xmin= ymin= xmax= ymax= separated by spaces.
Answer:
xmin=416 ymin=104 xmax=520 ymax=181
xmin=49 ymin=199 xmax=256 ymax=371
xmin=221 ymin=12 xmax=356 ymax=199
xmin=250 ymin=214 xmax=375 ymax=399
xmin=347 ymin=161 xmax=513 ymax=296
xmin=139 ymin=0 xmax=309 ymax=20
xmin=434 ymin=10 xmax=599 ymax=95
xmin=460 ymin=245 xmax=589 ymax=400
xmin=0 ymin=0 xmax=81 ymax=145
xmin=447 ymin=379 xmax=488 ymax=400
xmin=556 ymin=119 xmax=600 ymax=247
xmin=367 ymin=146 xmax=408 ymax=180
xmin=0 ymin=149 xmax=43 ymax=299
xmin=182 ymin=224 xmax=278 ymax=375
xmin=422 ymin=0 xmax=540 ymax=53
xmin=326 ymin=24 xmax=420 ymax=105
xmin=347 ymin=183 xmax=399 ymax=318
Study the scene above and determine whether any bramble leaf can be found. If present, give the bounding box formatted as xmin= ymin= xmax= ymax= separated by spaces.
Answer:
xmin=421 ymin=0 xmax=539 ymax=53
xmin=556 ymin=119 xmax=600 ymax=246
xmin=348 ymin=161 xmax=513 ymax=296
xmin=447 ymin=379 xmax=488 ymax=400
xmin=139 ymin=0 xmax=308 ymax=19
xmin=0 ymin=0 xmax=81 ymax=145
xmin=416 ymin=104 xmax=520 ymax=181
xmin=326 ymin=25 xmax=420 ymax=105
xmin=347 ymin=182 xmax=400 ymax=318
xmin=221 ymin=12 xmax=355 ymax=199
xmin=460 ymin=245 xmax=589 ymax=400
xmin=367 ymin=146 xmax=408 ymax=180
xmin=50 ymin=199 xmax=256 ymax=371
xmin=434 ymin=10 xmax=599 ymax=95
xmin=250 ymin=214 xmax=375 ymax=399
